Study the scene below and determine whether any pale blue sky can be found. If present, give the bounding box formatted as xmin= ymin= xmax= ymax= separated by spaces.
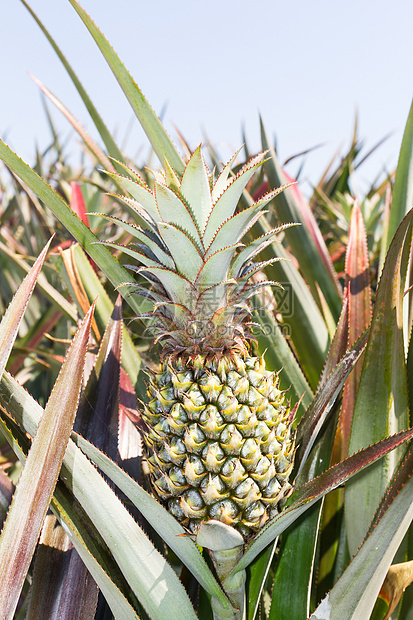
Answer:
xmin=1 ymin=0 xmax=412 ymax=195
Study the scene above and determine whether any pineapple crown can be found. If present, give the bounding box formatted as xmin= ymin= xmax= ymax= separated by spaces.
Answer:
xmin=101 ymin=146 xmax=291 ymax=358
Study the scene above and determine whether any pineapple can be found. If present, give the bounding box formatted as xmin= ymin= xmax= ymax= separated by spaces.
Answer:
xmin=104 ymin=147 xmax=295 ymax=539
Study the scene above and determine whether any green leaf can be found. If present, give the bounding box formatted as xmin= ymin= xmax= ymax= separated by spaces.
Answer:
xmin=196 ymin=245 xmax=241 ymax=288
xmin=211 ymin=147 xmax=242 ymax=203
xmin=386 ymin=99 xmax=413 ymax=252
xmin=140 ymin=266 xmax=195 ymax=308
xmin=345 ymin=208 xmax=413 ymax=557
xmin=228 ymin=224 xmax=297 ymax=279
xmin=99 ymin=214 xmax=175 ymax=269
xmin=101 ymin=241 xmax=160 ymax=269
xmin=0 ymin=303 xmax=94 ymax=619
xmin=269 ymin=504 xmax=321 ymax=620
xmin=205 ymin=203 xmax=264 ymax=258
xmin=105 ymin=172 xmax=159 ymax=221
xmin=155 ymin=182 xmax=202 ymax=247
xmin=248 ymin=542 xmax=277 ymax=620
xmin=260 ymin=118 xmax=342 ymax=321
xmin=67 ymin=0 xmax=184 ymax=174
xmin=20 ymin=0 xmax=125 ymax=166
xmin=180 ymin=145 xmax=212 ymax=234
xmin=157 ymin=222 xmax=203 ymax=280
xmin=203 ymin=155 xmax=265 ymax=247
xmin=0 ymin=141 xmax=147 ymax=317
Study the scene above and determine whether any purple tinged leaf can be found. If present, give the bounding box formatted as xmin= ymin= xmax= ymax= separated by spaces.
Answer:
xmin=316 ymin=207 xmax=372 ymax=591
xmin=0 ymin=413 xmax=139 ymax=619
xmin=0 ymin=302 xmax=95 ymax=619
xmin=75 ymin=296 xmax=122 ymax=461
xmin=118 ymin=368 xmax=143 ymax=484
xmin=0 ymin=470 xmax=12 ymax=527
xmin=27 ymin=514 xmax=99 ymax=620
xmin=0 ymin=238 xmax=52 ymax=374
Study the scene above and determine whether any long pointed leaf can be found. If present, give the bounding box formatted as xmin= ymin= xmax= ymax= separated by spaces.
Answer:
xmin=338 ymin=203 xmax=372 ymax=459
xmin=71 ymin=432 xmax=232 ymax=613
xmin=30 ymin=73 xmax=114 ymax=171
xmin=0 ymin=303 xmax=94 ymax=619
xmin=0 ymin=239 xmax=51 ymax=373
xmin=20 ymin=0 xmax=125 ymax=166
xmin=0 ymin=414 xmax=140 ymax=620
xmin=67 ymin=0 xmax=184 ymax=174
xmin=345 ymin=208 xmax=413 ymax=556
xmin=75 ymin=295 xmax=123 ymax=460
xmin=260 ymin=119 xmax=342 ymax=320
xmin=295 ymin=329 xmax=369 ymax=474
xmin=386 ymin=99 xmax=413 ymax=251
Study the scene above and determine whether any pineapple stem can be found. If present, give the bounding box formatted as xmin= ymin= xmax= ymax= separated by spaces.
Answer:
xmin=209 ymin=547 xmax=246 ymax=620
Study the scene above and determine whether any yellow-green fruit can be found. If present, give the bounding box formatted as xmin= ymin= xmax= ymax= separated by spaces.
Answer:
xmin=143 ymin=353 xmax=294 ymax=538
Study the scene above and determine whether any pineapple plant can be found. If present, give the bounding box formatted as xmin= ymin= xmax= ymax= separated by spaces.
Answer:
xmin=103 ymin=149 xmax=296 ymax=539
xmin=0 ymin=1 xmax=413 ymax=619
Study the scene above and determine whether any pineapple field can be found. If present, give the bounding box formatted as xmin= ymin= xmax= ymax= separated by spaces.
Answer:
xmin=0 ymin=1 xmax=413 ymax=619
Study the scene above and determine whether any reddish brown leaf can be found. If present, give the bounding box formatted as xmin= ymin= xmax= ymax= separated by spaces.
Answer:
xmin=338 ymin=203 xmax=372 ymax=459
xmin=70 ymin=182 xmax=90 ymax=227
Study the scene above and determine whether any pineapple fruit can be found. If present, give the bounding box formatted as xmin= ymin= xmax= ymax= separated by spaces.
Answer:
xmin=105 ymin=147 xmax=295 ymax=539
